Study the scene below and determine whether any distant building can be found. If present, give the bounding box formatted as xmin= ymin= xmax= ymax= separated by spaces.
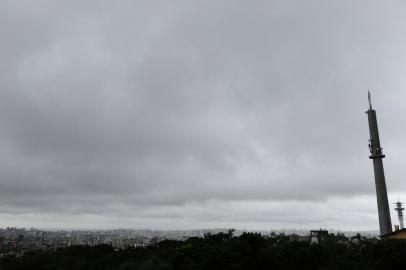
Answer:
xmin=381 ymin=228 xmax=406 ymax=240
xmin=310 ymin=230 xmax=328 ymax=244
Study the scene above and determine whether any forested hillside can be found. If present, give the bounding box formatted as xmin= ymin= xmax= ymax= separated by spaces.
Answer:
xmin=2 ymin=231 xmax=406 ymax=270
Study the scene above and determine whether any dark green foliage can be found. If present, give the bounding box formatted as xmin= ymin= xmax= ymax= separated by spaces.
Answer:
xmin=1 ymin=233 xmax=406 ymax=270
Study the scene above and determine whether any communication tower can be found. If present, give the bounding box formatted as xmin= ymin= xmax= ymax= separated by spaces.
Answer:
xmin=394 ymin=201 xmax=404 ymax=229
xmin=366 ymin=91 xmax=392 ymax=236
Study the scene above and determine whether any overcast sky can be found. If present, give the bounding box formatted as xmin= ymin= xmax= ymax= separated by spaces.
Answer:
xmin=1 ymin=0 xmax=406 ymax=231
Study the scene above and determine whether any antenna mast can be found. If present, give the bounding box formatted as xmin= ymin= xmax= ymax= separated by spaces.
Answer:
xmin=366 ymin=90 xmax=392 ymax=236
xmin=395 ymin=201 xmax=405 ymax=229
xmin=368 ymin=90 xmax=373 ymax=110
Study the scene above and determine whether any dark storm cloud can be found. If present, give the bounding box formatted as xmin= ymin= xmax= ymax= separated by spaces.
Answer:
xmin=1 ymin=0 xmax=406 ymax=229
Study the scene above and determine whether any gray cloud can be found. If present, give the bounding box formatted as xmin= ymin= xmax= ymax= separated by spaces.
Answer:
xmin=1 ymin=0 xmax=406 ymax=230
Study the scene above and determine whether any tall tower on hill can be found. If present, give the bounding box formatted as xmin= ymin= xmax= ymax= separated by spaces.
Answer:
xmin=366 ymin=91 xmax=392 ymax=236
xmin=394 ymin=201 xmax=404 ymax=229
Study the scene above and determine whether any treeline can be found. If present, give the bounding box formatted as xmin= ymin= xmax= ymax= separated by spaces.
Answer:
xmin=2 ymin=231 xmax=406 ymax=269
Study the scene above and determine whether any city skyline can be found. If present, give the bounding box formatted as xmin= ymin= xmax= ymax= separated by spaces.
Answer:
xmin=1 ymin=1 xmax=406 ymax=230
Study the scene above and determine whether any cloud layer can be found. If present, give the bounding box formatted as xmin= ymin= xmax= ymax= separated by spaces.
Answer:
xmin=1 ymin=0 xmax=406 ymax=230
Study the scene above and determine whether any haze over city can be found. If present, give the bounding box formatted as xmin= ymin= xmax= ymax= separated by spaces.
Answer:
xmin=1 ymin=0 xmax=406 ymax=231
